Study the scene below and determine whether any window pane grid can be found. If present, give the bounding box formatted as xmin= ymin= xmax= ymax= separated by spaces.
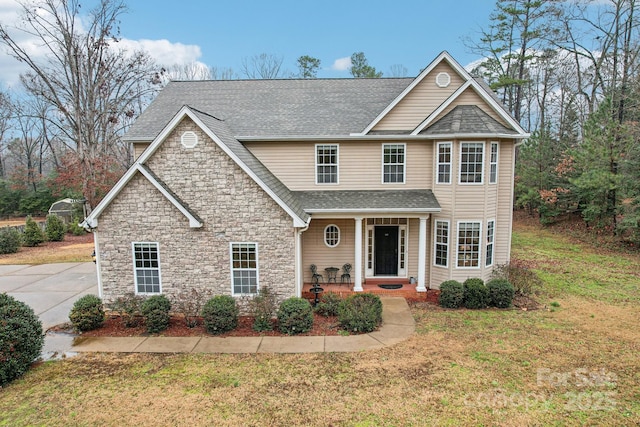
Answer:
xmin=316 ymin=145 xmax=338 ymax=184
xmin=460 ymin=143 xmax=484 ymax=183
xmin=133 ymin=243 xmax=160 ymax=294
xmin=325 ymin=225 xmax=340 ymax=247
xmin=490 ymin=143 xmax=498 ymax=183
xmin=457 ymin=222 xmax=481 ymax=267
xmin=437 ymin=143 xmax=452 ymax=184
xmin=383 ymin=144 xmax=405 ymax=183
xmin=231 ymin=243 xmax=258 ymax=294
xmin=486 ymin=221 xmax=495 ymax=266
xmin=435 ymin=221 xmax=449 ymax=267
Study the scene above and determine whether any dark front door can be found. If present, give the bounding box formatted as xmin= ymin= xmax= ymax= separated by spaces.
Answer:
xmin=374 ymin=226 xmax=398 ymax=275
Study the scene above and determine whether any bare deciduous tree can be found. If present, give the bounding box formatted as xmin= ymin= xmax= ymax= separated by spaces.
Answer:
xmin=241 ymin=53 xmax=285 ymax=79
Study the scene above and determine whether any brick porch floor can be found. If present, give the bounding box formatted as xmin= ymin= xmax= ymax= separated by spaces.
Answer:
xmin=302 ymin=280 xmax=439 ymax=303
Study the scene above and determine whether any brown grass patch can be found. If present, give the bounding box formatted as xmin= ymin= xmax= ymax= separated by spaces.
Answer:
xmin=0 ymin=233 xmax=93 ymax=265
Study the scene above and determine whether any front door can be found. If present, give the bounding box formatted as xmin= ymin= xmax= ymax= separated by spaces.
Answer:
xmin=374 ymin=226 xmax=398 ymax=275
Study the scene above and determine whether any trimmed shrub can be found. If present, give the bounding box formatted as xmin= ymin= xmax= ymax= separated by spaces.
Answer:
xmin=0 ymin=227 xmax=22 ymax=254
xmin=487 ymin=279 xmax=515 ymax=308
xmin=202 ymin=295 xmax=239 ymax=335
xmin=315 ymin=292 xmax=342 ymax=317
xmin=68 ymin=216 xmax=86 ymax=236
xmin=277 ymin=297 xmax=313 ymax=335
xmin=249 ymin=287 xmax=277 ymax=332
xmin=45 ymin=214 xmax=66 ymax=242
xmin=141 ymin=295 xmax=172 ymax=333
xmin=23 ymin=216 xmax=44 ymax=247
xmin=491 ymin=262 xmax=542 ymax=296
xmin=337 ymin=293 xmax=382 ymax=333
xmin=108 ymin=293 xmax=144 ymax=327
xmin=438 ymin=280 xmax=464 ymax=309
xmin=463 ymin=278 xmax=489 ymax=309
xmin=0 ymin=293 xmax=44 ymax=386
xmin=174 ymin=288 xmax=210 ymax=328
xmin=69 ymin=295 xmax=105 ymax=332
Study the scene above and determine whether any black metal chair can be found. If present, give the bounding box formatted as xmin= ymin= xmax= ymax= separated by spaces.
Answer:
xmin=310 ymin=264 xmax=324 ymax=284
xmin=340 ymin=263 xmax=352 ymax=285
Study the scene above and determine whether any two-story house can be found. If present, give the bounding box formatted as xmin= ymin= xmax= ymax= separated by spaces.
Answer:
xmin=83 ymin=51 xmax=528 ymax=304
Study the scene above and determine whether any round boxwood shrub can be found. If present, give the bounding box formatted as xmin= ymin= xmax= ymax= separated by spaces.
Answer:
xmin=141 ymin=295 xmax=172 ymax=333
xmin=69 ymin=294 xmax=105 ymax=332
xmin=23 ymin=216 xmax=44 ymax=247
xmin=0 ymin=293 xmax=44 ymax=386
xmin=438 ymin=280 xmax=464 ymax=309
xmin=314 ymin=292 xmax=342 ymax=317
xmin=0 ymin=227 xmax=22 ymax=254
xmin=337 ymin=293 xmax=383 ymax=333
xmin=45 ymin=214 xmax=66 ymax=242
xmin=487 ymin=278 xmax=515 ymax=308
xmin=202 ymin=295 xmax=239 ymax=335
xmin=277 ymin=297 xmax=314 ymax=335
xmin=463 ymin=278 xmax=489 ymax=309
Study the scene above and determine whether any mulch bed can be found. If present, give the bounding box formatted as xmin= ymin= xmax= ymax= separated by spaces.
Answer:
xmin=74 ymin=312 xmax=345 ymax=338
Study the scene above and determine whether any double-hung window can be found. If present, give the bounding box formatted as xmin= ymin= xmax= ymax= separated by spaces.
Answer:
xmin=486 ymin=220 xmax=495 ymax=266
xmin=489 ymin=142 xmax=498 ymax=184
xmin=382 ymin=143 xmax=405 ymax=183
xmin=437 ymin=142 xmax=452 ymax=184
xmin=434 ymin=220 xmax=449 ymax=267
xmin=133 ymin=242 xmax=161 ymax=294
xmin=459 ymin=142 xmax=484 ymax=184
xmin=231 ymin=243 xmax=258 ymax=295
xmin=316 ymin=144 xmax=338 ymax=184
xmin=456 ymin=222 xmax=481 ymax=268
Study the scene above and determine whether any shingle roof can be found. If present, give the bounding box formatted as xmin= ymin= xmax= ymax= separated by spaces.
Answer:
xmin=421 ymin=105 xmax=517 ymax=135
xmin=188 ymin=108 xmax=310 ymax=223
xmin=292 ymin=190 xmax=441 ymax=213
xmin=125 ymin=78 xmax=413 ymax=141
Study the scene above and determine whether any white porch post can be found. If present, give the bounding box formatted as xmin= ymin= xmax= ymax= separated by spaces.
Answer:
xmin=354 ymin=217 xmax=364 ymax=292
xmin=295 ymin=228 xmax=302 ymax=298
xmin=417 ymin=216 xmax=428 ymax=292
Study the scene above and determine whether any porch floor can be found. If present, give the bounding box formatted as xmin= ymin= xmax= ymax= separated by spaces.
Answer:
xmin=302 ymin=280 xmax=439 ymax=303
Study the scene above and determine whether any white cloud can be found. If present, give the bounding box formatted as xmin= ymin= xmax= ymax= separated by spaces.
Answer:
xmin=117 ymin=38 xmax=202 ymax=67
xmin=331 ymin=56 xmax=352 ymax=71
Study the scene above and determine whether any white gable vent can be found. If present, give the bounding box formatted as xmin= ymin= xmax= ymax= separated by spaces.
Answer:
xmin=436 ymin=72 xmax=451 ymax=88
xmin=181 ymin=131 xmax=198 ymax=148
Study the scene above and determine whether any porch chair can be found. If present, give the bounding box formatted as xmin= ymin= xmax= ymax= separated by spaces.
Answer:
xmin=340 ymin=263 xmax=352 ymax=285
xmin=310 ymin=264 xmax=324 ymax=285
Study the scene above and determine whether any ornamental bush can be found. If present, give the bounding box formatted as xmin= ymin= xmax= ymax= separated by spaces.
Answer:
xmin=277 ymin=297 xmax=313 ymax=335
xmin=249 ymin=287 xmax=277 ymax=332
xmin=0 ymin=293 xmax=44 ymax=386
xmin=69 ymin=295 xmax=105 ymax=332
xmin=108 ymin=293 xmax=144 ymax=327
xmin=202 ymin=295 xmax=239 ymax=335
xmin=68 ymin=215 xmax=86 ymax=236
xmin=438 ymin=280 xmax=464 ymax=308
xmin=141 ymin=295 xmax=172 ymax=333
xmin=23 ymin=216 xmax=44 ymax=247
xmin=0 ymin=227 xmax=22 ymax=254
xmin=45 ymin=214 xmax=66 ymax=242
xmin=487 ymin=278 xmax=515 ymax=308
xmin=463 ymin=278 xmax=489 ymax=309
xmin=337 ymin=293 xmax=382 ymax=333
xmin=314 ymin=292 xmax=342 ymax=317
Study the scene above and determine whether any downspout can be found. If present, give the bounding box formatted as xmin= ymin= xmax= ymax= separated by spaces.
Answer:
xmin=295 ymin=218 xmax=311 ymax=298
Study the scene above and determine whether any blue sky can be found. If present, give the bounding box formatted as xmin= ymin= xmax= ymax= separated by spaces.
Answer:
xmin=0 ymin=0 xmax=496 ymax=86
xmin=118 ymin=0 xmax=495 ymax=78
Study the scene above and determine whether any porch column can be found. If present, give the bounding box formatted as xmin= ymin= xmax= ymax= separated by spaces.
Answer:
xmin=354 ymin=216 xmax=364 ymax=292
xmin=417 ymin=216 xmax=428 ymax=292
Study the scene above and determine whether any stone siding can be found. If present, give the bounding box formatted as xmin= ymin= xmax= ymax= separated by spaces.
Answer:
xmin=97 ymin=117 xmax=296 ymax=309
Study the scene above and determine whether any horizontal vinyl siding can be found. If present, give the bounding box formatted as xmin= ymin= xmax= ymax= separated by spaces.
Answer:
xmin=302 ymin=219 xmax=355 ymax=283
xmin=373 ymin=62 xmax=465 ymax=131
xmin=134 ymin=142 xmax=151 ymax=160
xmin=246 ymin=141 xmax=432 ymax=191
xmin=433 ymin=88 xmax=509 ymax=127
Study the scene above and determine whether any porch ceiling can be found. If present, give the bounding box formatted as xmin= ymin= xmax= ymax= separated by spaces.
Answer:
xmin=292 ymin=189 xmax=441 ymax=215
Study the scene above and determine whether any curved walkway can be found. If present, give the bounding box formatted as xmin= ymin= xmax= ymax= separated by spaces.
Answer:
xmin=72 ymin=297 xmax=415 ymax=354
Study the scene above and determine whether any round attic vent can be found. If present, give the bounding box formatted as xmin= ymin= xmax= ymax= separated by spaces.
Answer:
xmin=181 ymin=131 xmax=198 ymax=148
xmin=436 ymin=72 xmax=451 ymax=88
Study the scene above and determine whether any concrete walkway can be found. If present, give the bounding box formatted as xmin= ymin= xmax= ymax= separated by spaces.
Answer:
xmin=72 ymin=297 xmax=416 ymax=354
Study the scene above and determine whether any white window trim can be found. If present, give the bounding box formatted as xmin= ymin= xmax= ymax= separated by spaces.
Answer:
xmin=455 ymin=221 xmax=482 ymax=269
xmin=433 ymin=219 xmax=449 ymax=268
xmin=489 ymin=141 xmax=499 ymax=184
xmin=459 ymin=142 xmax=485 ymax=185
xmin=324 ymin=224 xmax=340 ymax=248
xmin=486 ymin=219 xmax=495 ymax=267
xmin=436 ymin=141 xmax=452 ymax=185
xmin=381 ymin=143 xmax=406 ymax=184
xmin=315 ymin=144 xmax=339 ymax=185
xmin=132 ymin=242 xmax=162 ymax=295
xmin=230 ymin=242 xmax=259 ymax=296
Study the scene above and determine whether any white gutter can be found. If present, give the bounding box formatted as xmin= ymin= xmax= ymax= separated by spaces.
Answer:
xmin=237 ymin=133 xmax=529 ymax=142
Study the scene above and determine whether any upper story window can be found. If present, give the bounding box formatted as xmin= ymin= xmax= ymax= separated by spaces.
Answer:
xmin=434 ymin=220 xmax=449 ymax=267
xmin=486 ymin=220 xmax=495 ymax=266
xmin=456 ymin=221 xmax=481 ymax=268
xmin=459 ymin=142 xmax=484 ymax=184
xmin=133 ymin=242 xmax=161 ymax=294
xmin=230 ymin=243 xmax=258 ymax=295
xmin=316 ymin=144 xmax=338 ymax=184
xmin=489 ymin=142 xmax=499 ymax=184
xmin=437 ymin=142 xmax=452 ymax=184
xmin=382 ymin=143 xmax=405 ymax=183
xmin=324 ymin=224 xmax=340 ymax=247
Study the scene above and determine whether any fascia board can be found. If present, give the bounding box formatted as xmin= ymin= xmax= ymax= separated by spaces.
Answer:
xmin=411 ymin=80 xmax=473 ymax=135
